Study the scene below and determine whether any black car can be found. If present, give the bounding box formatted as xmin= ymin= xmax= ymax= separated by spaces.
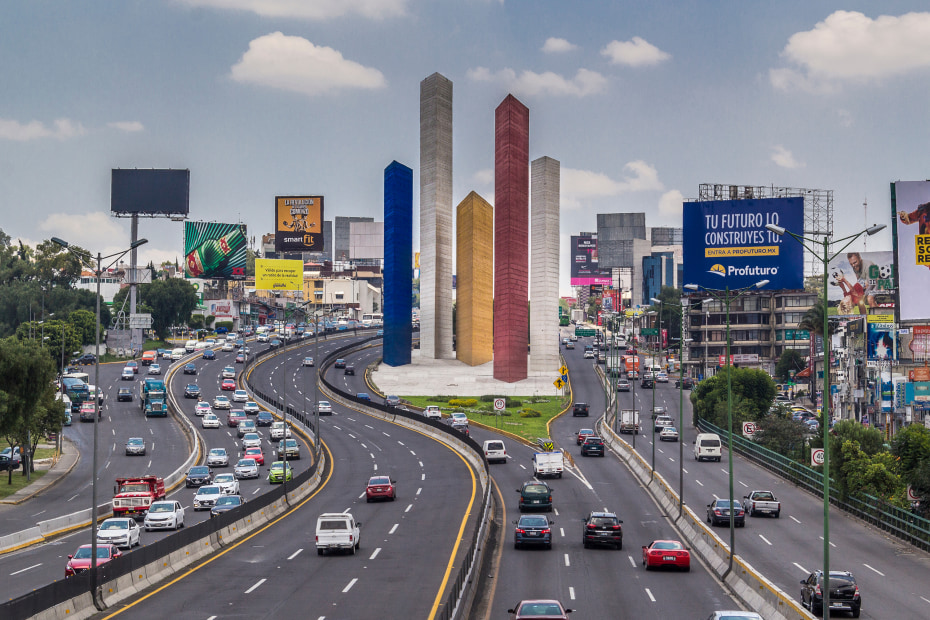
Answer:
xmin=450 ymin=421 xmax=470 ymax=437
xmin=256 ymin=411 xmax=274 ymax=426
xmin=513 ymin=514 xmax=553 ymax=550
xmin=185 ymin=465 xmax=212 ymax=487
xmin=183 ymin=363 xmax=197 ymax=375
xmin=572 ymin=403 xmax=589 ymax=417
xmin=580 ymin=436 xmax=605 ymax=457
xmin=73 ymin=353 xmax=96 ymax=365
xmin=344 ymin=365 xmax=355 ymax=376
xmin=117 ymin=387 xmax=134 ymax=402
xmin=334 ymin=359 xmax=346 ymax=369
xmin=269 ymin=339 xmax=282 ymax=349
xmin=517 ymin=481 xmax=553 ymax=512
xmin=675 ymin=377 xmax=695 ymax=389
xmin=706 ymin=499 xmax=746 ymax=527
xmin=184 ymin=384 xmax=201 ymax=399
xmin=202 ymin=349 xmax=216 ymax=360
xmin=210 ymin=495 xmax=245 ymax=517
xmin=641 ymin=378 xmax=655 ymax=389
xmin=582 ymin=511 xmax=623 ymax=549
xmin=800 ymin=570 xmax=861 ymax=617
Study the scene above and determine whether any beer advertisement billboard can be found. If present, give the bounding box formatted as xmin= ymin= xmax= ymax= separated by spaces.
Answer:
xmin=275 ymin=195 xmax=324 ymax=253
xmin=826 ymin=251 xmax=895 ymax=316
xmin=570 ymin=235 xmax=611 ymax=286
xmin=892 ymin=181 xmax=930 ymax=321
xmin=682 ymin=197 xmax=804 ymax=290
xmin=184 ymin=221 xmax=247 ymax=280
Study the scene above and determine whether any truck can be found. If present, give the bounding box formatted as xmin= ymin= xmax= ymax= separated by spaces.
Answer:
xmin=622 ymin=355 xmax=641 ymax=376
xmin=571 ymin=309 xmax=585 ymax=324
xmin=140 ymin=350 xmax=158 ymax=366
xmin=140 ymin=378 xmax=167 ymax=417
xmin=619 ymin=409 xmax=641 ymax=434
xmin=315 ymin=512 xmax=362 ymax=555
xmin=741 ymin=490 xmax=781 ymax=518
xmin=112 ymin=475 xmax=166 ymax=519
xmin=532 ymin=451 xmax=564 ymax=478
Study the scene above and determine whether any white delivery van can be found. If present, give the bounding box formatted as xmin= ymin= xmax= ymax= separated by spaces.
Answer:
xmin=483 ymin=440 xmax=507 ymax=464
xmin=533 ymin=451 xmax=564 ymax=478
xmin=315 ymin=512 xmax=361 ymax=555
xmin=694 ymin=433 xmax=722 ymax=462
xmin=184 ymin=340 xmax=198 ymax=353
xmin=171 ymin=347 xmax=186 ymax=360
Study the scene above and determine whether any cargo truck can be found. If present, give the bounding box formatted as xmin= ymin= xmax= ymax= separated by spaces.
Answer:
xmin=619 ymin=409 xmax=641 ymax=434
xmin=140 ymin=377 xmax=167 ymax=417
xmin=112 ymin=475 xmax=166 ymax=519
xmin=532 ymin=451 xmax=564 ymax=478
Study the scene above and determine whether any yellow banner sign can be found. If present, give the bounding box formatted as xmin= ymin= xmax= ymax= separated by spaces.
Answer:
xmin=255 ymin=259 xmax=303 ymax=291
xmin=916 ymin=234 xmax=930 ymax=265
xmin=867 ymin=313 xmax=895 ymax=323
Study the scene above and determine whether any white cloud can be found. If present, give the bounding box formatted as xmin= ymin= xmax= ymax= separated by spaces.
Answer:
xmin=601 ymin=37 xmax=671 ymax=67
xmin=466 ymin=67 xmax=606 ymax=97
xmin=560 ymin=161 xmax=664 ymax=208
xmin=177 ymin=0 xmax=407 ymax=20
xmin=108 ymin=121 xmax=145 ymax=132
xmin=771 ymin=145 xmax=804 ymax=169
xmin=542 ymin=37 xmax=578 ymax=53
xmin=472 ymin=169 xmax=493 ymax=186
xmin=0 ymin=118 xmax=86 ymax=141
xmin=771 ymin=10 xmax=930 ymax=91
xmin=36 ymin=212 xmax=129 ymax=252
xmin=837 ymin=109 xmax=853 ymax=127
xmin=657 ymin=190 xmax=684 ymax=217
xmin=230 ymin=32 xmax=386 ymax=97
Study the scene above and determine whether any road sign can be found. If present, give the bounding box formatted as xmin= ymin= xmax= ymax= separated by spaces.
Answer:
xmin=742 ymin=421 xmax=757 ymax=437
xmin=493 ymin=398 xmax=506 ymax=412
xmin=559 ymin=365 xmax=568 ymax=376
xmin=907 ymin=486 xmax=921 ymax=502
xmin=811 ymin=448 xmax=825 ymax=467
xmin=553 ymin=378 xmax=565 ymax=390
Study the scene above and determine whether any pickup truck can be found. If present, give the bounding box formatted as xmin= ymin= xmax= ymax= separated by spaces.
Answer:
xmin=742 ymin=490 xmax=781 ymax=518
xmin=532 ymin=451 xmax=564 ymax=478
xmin=315 ymin=512 xmax=362 ymax=555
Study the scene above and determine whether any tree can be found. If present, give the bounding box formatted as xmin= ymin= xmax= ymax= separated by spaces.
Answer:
xmin=144 ymin=279 xmax=199 ymax=340
xmin=811 ymin=419 xmax=885 ymax=498
xmin=774 ymin=349 xmax=806 ymax=383
xmin=69 ymin=309 xmax=99 ymax=346
xmin=891 ymin=424 xmax=930 ymax=482
xmin=804 ymin=274 xmax=823 ymax=297
xmin=754 ymin=414 xmax=808 ymax=461
xmin=839 ymin=440 xmax=906 ymax=506
xmin=690 ymin=366 xmax=777 ymax=428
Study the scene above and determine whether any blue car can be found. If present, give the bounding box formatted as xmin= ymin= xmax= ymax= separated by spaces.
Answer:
xmin=514 ymin=514 xmax=553 ymax=549
xmin=356 ymin=392 xmax=371 ymax=402
xmin=202 ymin=349 xmax=216 ymax=360
xmin=376 ymin=329 xmax=384 ymax=336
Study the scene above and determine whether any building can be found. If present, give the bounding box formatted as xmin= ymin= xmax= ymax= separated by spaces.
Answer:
xmin=334 ymin=216 xmax=374 ymax=263
xmin=456 ymin=191 xmax=494 ymax=366
xmin=529 ymin=156 xmax=560 ymax=373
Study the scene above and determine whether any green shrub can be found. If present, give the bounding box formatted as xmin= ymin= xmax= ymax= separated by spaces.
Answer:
xmin=449 ymin=398 xmax=479 ymax=407
xmin=519 ymin=409 xmax=541 ymax=418
xmin=507 ymin=397 xmax=523 ymax=408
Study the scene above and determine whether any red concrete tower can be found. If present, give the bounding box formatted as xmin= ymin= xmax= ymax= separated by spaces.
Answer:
xmin=493 ymin=94 xmax=529 ymax=382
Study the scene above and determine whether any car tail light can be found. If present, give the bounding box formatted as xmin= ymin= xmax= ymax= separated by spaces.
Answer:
xmin=853 ymin=585 xmax=860 ymax=597
xmin=611 ymin=525 xmax=622 ymax=531
xmin=541 ymin=529 xmax=550 ymax=535
xmin=547 ymin=495 xmax=552 ymax=503
xmin=349 ymin=535 xmax=354 ymax=542
xmin=515 ymin=528 xmax=525 ymax=534
xmin=814 ymin=583 xmax=822 ymax=596
xmin=315 ymin=536 xmax=318 ymax=542
xmin=586 ymin=524 xmax=596 ymax=530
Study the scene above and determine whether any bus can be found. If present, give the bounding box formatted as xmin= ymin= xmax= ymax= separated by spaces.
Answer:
xmin=361 ymin=313 xmax=383 ymax=327
xmin=61 ymin=372 xmax=90 ymax=411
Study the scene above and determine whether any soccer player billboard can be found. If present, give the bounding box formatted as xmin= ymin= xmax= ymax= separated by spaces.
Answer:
xmin=826 ymin=251 xmax=895 ymax=316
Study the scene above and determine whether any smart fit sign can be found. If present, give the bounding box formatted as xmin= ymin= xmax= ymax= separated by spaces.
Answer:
xmin=683 ymin=197 xmax=804 ymax=290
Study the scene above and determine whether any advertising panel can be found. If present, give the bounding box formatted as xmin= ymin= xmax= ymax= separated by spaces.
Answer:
xmin=208 ymin=299 xmax=235 ymax=319
xmin=893 ymin=181 xmax=930 ymax=321
xmin=827 ymin=251 xmax=895 ymax=315
xmin=111 ymin=169 xmax=190 ymax=215
xmin=184 ymin=222 xmax=247 ymax=280
xmin=682 ymin=197 xmax=804 ymax=290
xmin=906 ymin=382 xmax=930 ymax=403
xmin=275 ymin=196 xmax=324 ymax=253
xmin=867 ymin=314 xmax=896 ymax=361
xmin=570 ymin=235 xmax=612 ymax=286
xmin=898 ymin=325 xmax=930 ymax=363
xmin=255 ymin=259 xmax=303 ymax=291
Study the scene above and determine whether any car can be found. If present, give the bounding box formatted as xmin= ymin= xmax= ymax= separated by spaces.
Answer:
xmin=517 ymin=481 xmax=553 ymax=512
xmin=221 ymin=342 xmax=234 ymax=352
xmin=195 ymin=401 xmax=211 ymax=416
xmin=121 ymin=367 xmax=135 ymax=381
xmin=117 ymin=387 xmax=134 ymax=402
xmin=79 ymin=402 xmax=98 ymax=422
xmin=73 ymin=353 xmax=97 ymax=365
xmin=376 ymin=328 xmax=384 ymax=336
xmin=193 ymin=485 xmax=223 ymax=511
xmin=186 ymin=465 xmax=212 ymax=487
xmin=450 ymin=421 xmax=470 ymax=437
xmin=212 ymin=473 xmax=240 ymax=495
xmin=627 ymin=370 xmax=639 ymax=380
xmin=268 ymin=461 xmax=294 ymax=483
xmin=201 ymin=413 xmax=221 ymax=429
xmin=675 ymin=377 xmax=695 ymax=389
xmin=207 ymin=447 xmax=229 ymax=467
xmin=237 ymin=419 xmax=256 ymax=438
xmin=227 ymin=410 xmax=246 ymax=427
xmin=617 ymin=379 xmax=631 ymax=392
xmin=221 ymin=378 xmax=236 ymax=391
xmin=580 ymin=436 xmax=605 ymax=457
xmin=507 ymin=600 xmax=573 ymax=619
xmin=582 ymin=511 xmax=623 ymax=549
xmin=651 ymin=405 xmax=667 ymax=418
xmin=641 ymin=378 xmax=655 ymax=389
xmin=124 ymin=361 xmax=138 ymax=374
xmin=450 ymin=412 xmax=468 ymax=425
xmin=659 ymin=426 xmax=679 ymax=442
xmin=365 ymin=475 xmax=397 ymax=502
xmin=800 ymin=570 xmax=861 ymax=617
xmin=302 ymin=357 xmax=314 ymax=367
xmin=583 ymin=350 xmax=595 ymax=359
xmin=344 ymin=365 xmax=355 ymax=375
xmin=202 ymin=349 xmax=216 ymax=360
xmin=143 ymin=500 xmax=185 ymax=531
xmin=232 ymin=389 xmax=249 ymax=402
xmin=565 ymin=341 xmax=575 ymax=349
xmin=513 ymin=514 xmax=553 ymax=549
xmin=642 ymin=539 xmax=690 ymax=571
xmin=705 ymin=612 xmax=763 ymax=620
xmin=124 ymin=437 xmax=146 ymax=456
xmin=222 ymin=366 xmax=236 ymax=379
xmin=654 ymin=415 xmax=674 ymax=432
xmin=656 ymin=371 xmax=669 ymax=383
xmin=257 ymin=333 xmax=269 ymax=343
xmin=144 ymin=363 xmax=160 ymax=376
xmin=184 ymin=384 xmax=201 ymax=399
xmin=483 ymin=440 xmax=507 ymax=464
xmin=234 ymin=458 xmax=259 ymax=479
xmin=213 ymin=395 xmax=231 ymax=409
xmin=235 ymin=353 xmax=245 ymax=364
xmin=210 ymin=495 xmax=245 ymax=517
xmin=423 ymin=405 xmax=442 ymax=420
xmin=572 ymin=402 xmax=589 ymax=417
xmin=742 ymin=490 xmax=781 ymax=518
xmin=270 ymin=421 xmax=291 ymax=440
xmin=334 ymin=358 xmax=346 ymax=368
xmin=384 ymin=395 xmax=401 ymax=408
xmin=183 ymin=363 xmax=197 ymax=375
xmin=317 ymin=400 xmax=332 ymax=415
xmin=96 ymin=516 xmax=142 ymax=549
xmin=576 ymin=428 xmax=596 ymax=445
xmin=243 ymin=446 xmax=265 ymax=465
xmin=356 ymin=392 xmax=371 ymax=401
xmin=241 ymin=401 xmax=260 ymax=415
xmin=706 ymin=499 xmax=746 ymax=527
xmin=241 ymin=432 xmax=262 ymax=449
xmin=278 ymin=438 xmax=300 ymax=459
xmin=65 ymin=543 xmax=121 ymax=576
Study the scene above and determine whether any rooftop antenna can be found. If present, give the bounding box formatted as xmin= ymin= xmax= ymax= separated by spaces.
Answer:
xmin=863 ymin=197 xmax=868 ymax=251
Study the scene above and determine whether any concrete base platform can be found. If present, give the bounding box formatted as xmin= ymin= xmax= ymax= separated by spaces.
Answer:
xmin=371 ymin=349 xmax=560 ymax=396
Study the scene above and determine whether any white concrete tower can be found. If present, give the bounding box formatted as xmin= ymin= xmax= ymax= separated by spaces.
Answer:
xmin=530 ymin=156 xmax=561 ymax=373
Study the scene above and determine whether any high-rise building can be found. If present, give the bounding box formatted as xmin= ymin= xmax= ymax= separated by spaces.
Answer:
xmin=456 ymin=191 xmax=494 ymax=366
xmin=530 ymin=156 xmax=560 ymax=373
xmin=334 ymin=216 xmax=373 ymax=262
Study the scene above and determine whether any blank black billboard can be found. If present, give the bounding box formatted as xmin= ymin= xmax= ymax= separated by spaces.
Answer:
xmin=111 ymin=169 xmax=190 ymax=215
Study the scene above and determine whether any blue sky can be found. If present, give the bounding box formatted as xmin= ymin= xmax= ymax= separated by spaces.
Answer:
xmin=2 ymin=1 xmax=929 ymax=296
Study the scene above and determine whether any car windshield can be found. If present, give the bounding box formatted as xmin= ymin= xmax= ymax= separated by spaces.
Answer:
xmin=127 ymin=438 xmax=143 ymax=445
xmin=519 ymin=516 xmax=548 ymax=527
xmin=524 ymin=484 xmax=548 ymax=494
xmin=585 ymin=438 xmax=603 ymax=445
xmin=590 ymin=516 xmax=617 ymax=526
xmin=149 ymin=503 xmax=175 ymax=513
xmin=244 ymin=433 xmax=259 ymax=440
xmin=215 ymin=497 xmax=241 ymax=506
xmin=74 ymin=547 xmax=112 ymax=559
xmin=653 ymin=541 xmax=683 ymax=550
xmin=369 ymin=477 xmax=391 ymax=485
xmin=714 ymin=500 xmax=739 ymax=508
xmin=198 ymin=487 xmax=220 ymax=495
xmin=237 ymin=459 xmax=256 ymax=467
xmin=214 ymin=474 xmax=234 ymax=483
xmin=119 ymin=483 xmax=150 ymax=493
xmin=209 ymin=449 xmax=225 ymax=456
xmin=190 ymin=466 xmax=209 ymax=475
xmin=187 ymin=385 xmax=198 ymax=390
xmin=753 ymin=492 xmax=774 ymax=501
xmin=100 ymin=520 xmax=129 ymax=530
xmin=518 ymin=603 xmax=563 ymax=616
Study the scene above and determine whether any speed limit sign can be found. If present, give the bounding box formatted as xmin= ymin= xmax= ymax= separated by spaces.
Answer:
xmin=811 ymin=448 xmax=825 ymax=467
xmin=494 ymin=398 xmax=506 ymax=412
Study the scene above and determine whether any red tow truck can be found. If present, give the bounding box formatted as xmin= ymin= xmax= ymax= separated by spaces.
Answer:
xmin=112 ymin=475 xmax=166 ymax=519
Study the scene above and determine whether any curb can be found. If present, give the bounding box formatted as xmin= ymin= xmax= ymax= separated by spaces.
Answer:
xmin=0 ymin=437 xmax=81 ymax=506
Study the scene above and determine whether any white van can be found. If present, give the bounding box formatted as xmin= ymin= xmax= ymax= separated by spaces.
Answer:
xmin=694 ymin=433 xmax=722 ymax=462
xmin=184 ymin=340 xmax=198 ymax=353
xmin=483 ymin=440 xmax=507 ymax=464
xmin=171 ymin=347 xmax=186 ymax=360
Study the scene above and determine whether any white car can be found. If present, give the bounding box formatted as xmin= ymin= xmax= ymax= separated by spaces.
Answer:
xmin=195 ymin=401 xmax=211 ymax=416
xmin=212 ymin=473 xmax=240 ymax=495
xmin=234 ymin=458 xmax=259 ymax=479
xmin=233 ymin=389 xmax=249 ymax=403
xmin=241 ymin=432 xmax=262 ymax=449
xmin=243 ymin=401 xmax=260 ymax=415
xmin=96 ymin=517 xmax=141 ymax=548
xmin=583 ymin=350 xmax=595 ymax=359
xmin=424 ymin=405 xmax=442 ymax=420
xmin=193 ymin=485 xmax=223 ymax=511
xmin=226 ymin=333 xmax=238 ymax=343
xmin=202 ymin=413 xmax=221 ymax=429
xmin=270 ymin=421 xmax=291 ymax=440
xmin=656 ymin=372 xmax=669 ymax=383
xmin=654 ymin=415 xmax=675 ymax=432
xmin=143 ymin=500 xmax=185 ymax=531
xmin=222 ymin=366 xmax=236 ymax=379
xmin=257 ymin=333 xmax=269 ymax=342
xmin=570 ymin=334 xmax=578 ymax=341
xmin=204 ymin=339 xmax=217 ymax=346
xmin=207 ymin=448 xmax=229 ymax=467
xmin=317 ymin=400 xmax=332 ymax=415
xmin=221 ymin=342 xmax=234 ymax=352
xmin=659 ymin=426 xmax=680 ymax=442
xmin=213 ymin=395 xmax=231 ymax=409
xmin=148 ymin=364 xmax=161 ymax=375
xmin=450 ymin=412 xmax=468 ymax=425
xmin=121 ymin=367 xmax=134 ymax=381
xmin=302 ymin=357 xmax=314 ymax=367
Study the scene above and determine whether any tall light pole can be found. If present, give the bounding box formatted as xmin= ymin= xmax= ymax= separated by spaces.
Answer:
xmin=648 ymin=304 xmax=662 ymax=478
xmin=684 ymin=278 xmax=769 ymax=579
xmin=765 ymin=221 xmax=886 ymax=613
xmin=52 ymin=236 xmax=147 ymax=598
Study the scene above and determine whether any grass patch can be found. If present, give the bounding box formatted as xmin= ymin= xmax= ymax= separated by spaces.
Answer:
xmin=0 ymin=469 xmax=48 ymax=500
xmin=401 ymin=395 xmax=569 ymax=442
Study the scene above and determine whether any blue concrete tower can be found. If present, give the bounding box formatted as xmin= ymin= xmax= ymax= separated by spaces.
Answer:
xmin=383 ymin=161 xmax=413 ymax=366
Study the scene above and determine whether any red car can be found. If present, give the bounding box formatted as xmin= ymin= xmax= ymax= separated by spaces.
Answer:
xmin=126 ymin=360 xmax=139 ymax=374
xmin=507 ymin=600 xmax=573 ymax=619
xmin=243 ymin=446 xmax=264 ymax=466
xmin=365 ymin=475 xmax=396 ymax=502
xmin=227 ymin=411 xmax=246 ymax=427
xmin=576 ymin=428 xmax=596 ymax=445
xmin=65 ymin=543 xmax=122 ymax=576
xmin=642 ymin=539 xmax=690 ymax=571
xmin=235 ymin=353 xmax=245 ymax=363
xmin=221 ymin=378 xmax=236 ymax=391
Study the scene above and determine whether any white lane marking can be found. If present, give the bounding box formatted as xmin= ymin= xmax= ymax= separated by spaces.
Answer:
xmin=288 ymin=549 xmax=303 ymax=560
xmin=370 ymin=453 xmax=374 ymax=459
xmin=418 ymin=461 xmax=423 ymax=467
xmin=519 ymin=464 xmax=526 ymax=470
xmin=669 ymin=457 xmax=675 ymax=462
xmin=149 ymin=428 xmax=154 ymax=435
xmin=361 ymin=443 xmax=367 ymax=449
xmin=554 ymin=508 xmax=560 ymax=516
xmin=410 ymin=450 xmax=416 ymax=456
xmin=569 ymin=586 xmax=575 ymax=600
xmin=245 ymin=578 xmax=266 ymax=593
xmin=370 ymin=547 xmax=381 ymax=560
xmin=31 ymin=510 xmax=46 ymax=517
xmin=657 ymin=448 xmax=664 ymax=454
xmin=67 ymin=494 xmax=79 ymax=502
xmin=208 ymin=616 xmax=217 ymax=620
xmin=347 ymin=417 xmax=356 ymax=421
xmin=863 ymin=563 xmax=885 ymax=576
xmin=358 ymin=492 xmax=366 ymax=500
xmin=147 ymin=460 xmax=152 ymax=468
xmin=793 ymin=562 xmax=808 ymax=574
xmin=682 ymin=468 xmax=688 ymax=474
xmin=628 ymin=555 xmax=636 ymax=567
xmin=343 ymin=508 xmax=351 ymax=514
xmin=920 ymin=596 xmax=930 ymax=605
xmin=333 ymin=425 xmax=342 ymax=431
xmin=817 ymin=536 xmax=836 ymax=548
xmin=252 ymin=488 xmax=260 ymax=495
xmin=349 ymin=433 xmax=356 ymax=439
xmin=739 ymin=481 xmax=748 ymax=488
xmin=365 ymin=424 xmax=373 ymax=429
xmin=398 ymin=441 xmax=405 ymax=446
xmin=373 ymin=464 xmax=378 ymax=471
xmin=645 ymin=588 xmax=656 ymax=602
xmin=564 ymin=554 xmax=570 ymax=567
xmin=10 ymin=563 xmax=42 ymax=576
xmin=758 ymin=534 xmax=772 ymax=546
xmin=421 ymin=474 xmax=425 ymax=481
xmin=559 ymin=528 xmax=565 ymax=537
xmin=111 ymin=429 xmax=115 ymax=436
xmin=342 ymin=578 xmax=357 ymax=593
xmin=416 ymin=488 xmax=422 ymax=495
xmin=389 ymin=524 xmax=399 ymax=534
xmin=105 ymin=461 xmax=110 ymax=469
xmin=695 ymin=479 xmax=704 ymax=487
xmin=111 ymin=442 xmax=116 ymax=451
xmin=383 ymin=432 xmax=390 ymax=437
xmin=790 ymin=516 xmax=802 ymax=524
xmin=405 ymin=504 xmax=413 ymax=513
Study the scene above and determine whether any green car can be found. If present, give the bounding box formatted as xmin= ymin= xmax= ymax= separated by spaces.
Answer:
xmin=268 ymin=461 xmax=293 ymax=484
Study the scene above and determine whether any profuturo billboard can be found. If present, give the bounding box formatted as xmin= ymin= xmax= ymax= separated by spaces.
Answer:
xmin=683 ymin=197 xmax=804 ymax=290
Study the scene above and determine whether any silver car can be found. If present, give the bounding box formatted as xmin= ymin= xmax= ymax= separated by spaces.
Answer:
xmin=124 ymin=437 xmax=146 ymax=456
xmin=212 ymin=473 xmax=240 ymax=495
xmin=143 ymin=500 xmax=184 ymax=531
xmin=207 ymin=448 xmax=229 ymax=467
xmin=234 ymin=458 xmax=259 ymax=479
xmin=241 ymin=432 xmax=262 ymax=449
xmin=96 ymin=517 xmax=141 ymax=549
xmin=193 ymin=485 xmax=223 ymax=510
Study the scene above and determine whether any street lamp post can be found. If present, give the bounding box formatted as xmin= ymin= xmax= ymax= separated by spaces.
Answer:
xmin=684 ymin=279 xmax=769 ymax=579
xmin=648 ymin=302 xmax=663 ymax=478
xmin=765 ymin=221 xmax=885 ymax=613
xmin=52 ymin=236 xmax=147 ymax=599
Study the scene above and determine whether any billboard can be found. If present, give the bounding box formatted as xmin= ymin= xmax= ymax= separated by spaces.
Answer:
xmin=892 ymin=181 xmax=930 ymax=321
xmin=898 ymin=325 xmax=930 ymax=362
xmin=827 ymin=251 xmax=895 ymax=315
xmin=111 ymin=169 xmax=190 ymax=215
xmin=570 ymin=235 xmax=612 ymax=286
xmin=275 ymin=196 xmax=324 ymax=253
xmin=208 ymin=299 xmax=235 ymax=319
xmin=184 ymin=221 xmax=247 ymax=280
xmin=866 ymin=314 xmax=896 ymax=361
xmin=682 ymin=197 xmax=804 ymax=290
xmin=255 ymin=258 xmax=303 ymax=291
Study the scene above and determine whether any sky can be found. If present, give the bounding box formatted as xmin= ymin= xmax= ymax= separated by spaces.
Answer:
xmin=2 ymin=0 xmax=930 ymax=296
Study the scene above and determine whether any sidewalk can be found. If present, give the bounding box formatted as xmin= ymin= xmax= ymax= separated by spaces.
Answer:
xmin=0 ymin=437 xmax=80 ymax=505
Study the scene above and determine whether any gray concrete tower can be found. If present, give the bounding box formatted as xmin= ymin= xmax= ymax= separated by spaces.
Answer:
xmin=530 ymin=156 xmax=561 ymax=373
